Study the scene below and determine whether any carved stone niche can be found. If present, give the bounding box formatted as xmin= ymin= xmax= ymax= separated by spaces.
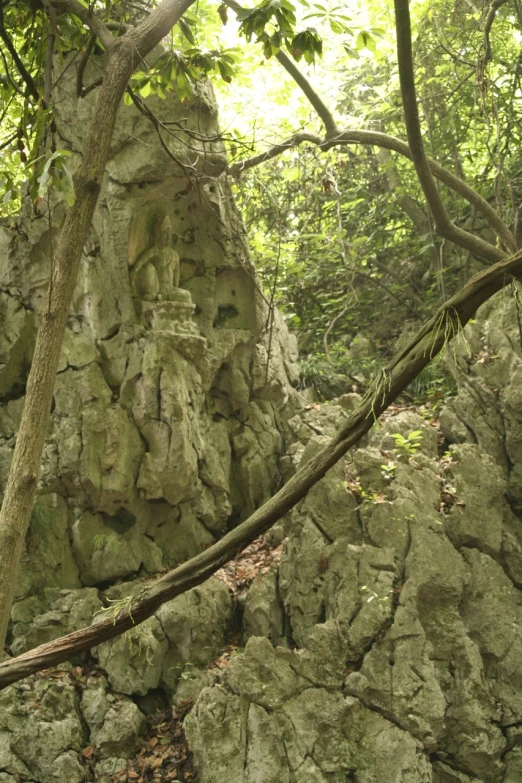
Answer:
xmin=141 ymin=291 xmax=199 ymax=335
xmin=128 ymin=210 xmax=202 ymax=340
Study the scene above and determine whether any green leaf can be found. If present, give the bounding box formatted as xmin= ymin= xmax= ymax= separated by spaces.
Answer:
xmin=178 ymin=17 xmax=195 ymax=44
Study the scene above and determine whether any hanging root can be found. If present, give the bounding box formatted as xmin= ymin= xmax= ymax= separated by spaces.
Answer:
xmin=93 ymin=595 xmax=135 ymax=626
xmin=362 ymin=368 xmax=393 ymax=421
xmin=427 ymin=305 xmax=469 ymax=363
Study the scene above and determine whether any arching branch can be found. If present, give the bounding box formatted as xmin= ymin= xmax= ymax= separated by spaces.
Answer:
xmin=229 ymin=128 xmax=516 ymax=257
xmin=0 ymin=2 xmax=39 ymax=101
xmin=275 ymin=50 xmax=339 ymax=138
xmin=394 ymin=0 xmax=505 ymax=264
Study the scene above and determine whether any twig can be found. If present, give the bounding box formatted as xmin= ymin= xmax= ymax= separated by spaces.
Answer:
xmin=76 ymin=33 xmax=96 ymax=98
xmin=0 ymin=2 xmax=39 ymax=101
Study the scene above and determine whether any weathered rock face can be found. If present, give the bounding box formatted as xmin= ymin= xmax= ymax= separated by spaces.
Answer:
xmin=440 ymin=294 xmax=522 ymax=509
xmin=0 ymin=52 xmax=298 ymax=603
xmin=0 ymin=668 xmax=149 ymax=783
xmin=186 ymin=394 xmax=522 ymax=783
xmin=0 ymin=56 xmax=299 ymax=782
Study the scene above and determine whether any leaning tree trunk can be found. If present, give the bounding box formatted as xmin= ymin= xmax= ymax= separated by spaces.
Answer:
xmin=0 ymin=0 xmax=195 ymax=653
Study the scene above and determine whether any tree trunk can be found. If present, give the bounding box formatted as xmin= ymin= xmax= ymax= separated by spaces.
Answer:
xmin=0 ymin=0 xmax=195 ymax=652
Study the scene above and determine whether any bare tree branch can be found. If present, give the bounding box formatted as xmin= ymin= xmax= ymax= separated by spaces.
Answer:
xmin=1 ymin=246 xmax=522 ymax=689
xmin=0 ymin=3 xmax=39 ymax=101
xmin=394 ymin=0 xmax=506 ymax=264
xmin=229 ymin=128 xmax=515 ymax=255
xmin=274 ymin=50 xmax=339 ymax=138
xmin=229 ymin=131 xmax=323 ymax=175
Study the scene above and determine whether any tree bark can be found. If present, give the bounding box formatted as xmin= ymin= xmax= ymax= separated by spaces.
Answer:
xmin=1 ymin=246 xmax=521 ymax=689
xmin=0 ymin=0 xmax=196 ymax=654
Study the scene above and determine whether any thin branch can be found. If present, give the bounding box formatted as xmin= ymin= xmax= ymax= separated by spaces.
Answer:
xmin=43 ymin=25 xmax=54 ymax=107
xmin=323 ymin=297 xmax=353 ymax=356
xmin=126 ymin=86 xmax=199 ymax=179
xmin=80 ymin=77 xmax=103 ymax=96
xmin=0 ymin=45 xmax=25 ymax=98
xmin=483 ymin=0 xmax=509 ymax=62
xmin=274 ymin=50 xmax=339 ymax=138
xmin=354 ymin=267 xmax=422 ymax=320
xmin=394 ymin=0 xmax=505 ymax=264
xmin=0 ymin=3 xmax=39 ymax=101
xmin=76 ymin=33 xmax=96 ymax=98
xmin=223 ymin=0 xmax=338 ymax=137
xmin=0 ymin=132 xmax=17 ymax=151
xmin=51 ymin=0 xmax=115 ymax=51
xmin=230 ymin=131 xmax=323 ymax=175
xmin=1 ymin=246 xmax=522 ymax=688
xmin=229 ymin=128 xmax=515 ymax=254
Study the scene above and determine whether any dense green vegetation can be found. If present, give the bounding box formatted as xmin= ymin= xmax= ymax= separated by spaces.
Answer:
xmin=1 ymin=0 xmax=521 ymax=395
xmin=222 ymin=0 xmax=522 ymax=394
xmin=2 ymin=0 xmax=522 ymax=682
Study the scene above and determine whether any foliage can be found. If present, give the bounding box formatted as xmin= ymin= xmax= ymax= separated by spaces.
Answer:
xmin=390 ymin=430 xmax=423 ymax=459
xmin=92 ymin=533 xmax=121 ymax=553
xmin=224 ymin=0 xmax=522 ymax=386
xmin=406 ymin=362 xmax=456 ymax=407
xmin=27 ymin=499 xmax=53 ymax=540
xmin=360 ymin=584 xmax=390 ymax=614
xmin=0 ymin=0 xmax=514 ymax=421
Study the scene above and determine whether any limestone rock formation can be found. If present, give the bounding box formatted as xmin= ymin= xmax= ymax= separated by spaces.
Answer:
xmin=186 ymin=387 xmax=522 ymax=783
xmin=0 ymin=53 xmax=298 ymax=782
xmin=0 ymin=51 xmax=298 ymax=606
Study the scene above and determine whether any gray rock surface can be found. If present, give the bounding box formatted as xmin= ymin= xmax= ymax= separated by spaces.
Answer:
xmin=1 ymin=52 xmax=299 ymax=609
xmin=93 ymin=577 xmax=233 ymax=695
xmin=186 ymin=389 xmax=522 ymax=783
xmin=0 ymin=53 xmax=297 ymax=781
